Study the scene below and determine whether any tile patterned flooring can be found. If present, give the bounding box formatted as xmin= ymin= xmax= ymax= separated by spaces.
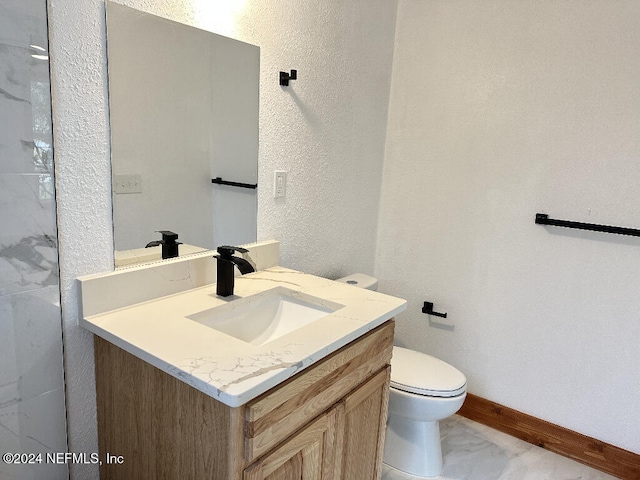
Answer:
xmin=381 ymin=415 xmax=618 ymax=480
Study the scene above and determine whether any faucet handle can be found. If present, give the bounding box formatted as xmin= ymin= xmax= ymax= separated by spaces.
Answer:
xmin=156 ymin=230 xmax=179 ymax=244
xmin=217 ymin=245 xmax=249 ymax=258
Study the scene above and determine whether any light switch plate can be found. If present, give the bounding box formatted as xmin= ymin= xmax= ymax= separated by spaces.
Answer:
xmin=274 ymin=171 xmax=287 ymax=198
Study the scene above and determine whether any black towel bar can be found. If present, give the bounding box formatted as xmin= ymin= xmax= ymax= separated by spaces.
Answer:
xmin=211 ymin=177 xmax=257 ymax=189
xmin=535 ymin=213 xmax=640 ymax=237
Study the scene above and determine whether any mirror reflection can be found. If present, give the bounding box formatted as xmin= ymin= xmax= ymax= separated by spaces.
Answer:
xmin=105 ymin=1 xmax=259 ymax=267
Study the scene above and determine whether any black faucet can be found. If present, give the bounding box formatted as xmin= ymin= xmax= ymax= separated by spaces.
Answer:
xmin=214 ymin=246 xmax=256 ymax=297
xmin=145 ymin=230 xmax=181 ymax=259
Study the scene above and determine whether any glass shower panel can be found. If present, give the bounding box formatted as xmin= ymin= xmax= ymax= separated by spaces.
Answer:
xmin=0 ymin=0 xmax=68 ymax=478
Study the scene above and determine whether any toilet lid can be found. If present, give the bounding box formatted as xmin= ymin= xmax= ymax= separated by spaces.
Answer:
xmin=390 ymin=346 xmax=467 ymax=397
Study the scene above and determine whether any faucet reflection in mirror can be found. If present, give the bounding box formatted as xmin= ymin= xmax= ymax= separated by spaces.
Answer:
xmin=105 ymin=1 xmax=259 ymax=268
xmin=145 ymin=231 xmax=181 ymax=260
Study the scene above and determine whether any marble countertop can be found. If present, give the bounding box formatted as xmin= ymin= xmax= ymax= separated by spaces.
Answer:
xmin=80 ymin=266 xmax=406 ymax=407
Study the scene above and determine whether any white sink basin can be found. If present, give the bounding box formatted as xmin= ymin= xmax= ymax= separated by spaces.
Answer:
xmin=187 ymin=287 xmax=344 ymax=346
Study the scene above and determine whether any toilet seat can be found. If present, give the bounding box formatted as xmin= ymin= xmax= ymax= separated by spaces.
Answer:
xmin=390 ymin=346 xmax=467 ymax=398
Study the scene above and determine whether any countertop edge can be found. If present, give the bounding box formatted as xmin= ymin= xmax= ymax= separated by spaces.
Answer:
xmin=81 ymin=307 xmax=404 ymax=407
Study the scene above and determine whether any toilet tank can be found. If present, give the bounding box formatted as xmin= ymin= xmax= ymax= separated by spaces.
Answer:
xmin=335 ymin=273 xmax=378 ymax=291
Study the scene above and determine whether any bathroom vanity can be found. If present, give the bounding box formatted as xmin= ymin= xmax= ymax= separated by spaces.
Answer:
xmin=94 ymin=322 xmax=393 ymax=479
xmin=78 ymin=248 xmax=406 ymax=480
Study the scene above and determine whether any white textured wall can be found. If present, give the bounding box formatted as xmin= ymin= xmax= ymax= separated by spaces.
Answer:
xmin=239 ymin=1 xmax=397 ymax=279
xmin=377 ymin=0 xmax=640 ymax=453
xmin=48 ymin=0 xmax=397 ymax=478
xmin=48 ymin=1 xmax=112 ymax=479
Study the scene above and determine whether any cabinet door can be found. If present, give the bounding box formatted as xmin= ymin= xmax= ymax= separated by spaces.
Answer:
xmin=244 ymin=322 xmax=394 ymax=463
xmin=335 ymin=367 xmax=391 ymax=480
xmin=244 ymin=408 xmax=339 ymax=480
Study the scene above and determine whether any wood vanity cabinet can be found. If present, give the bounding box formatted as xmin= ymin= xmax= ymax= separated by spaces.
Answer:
xmin=94 ymin=320 xmax=394 ymax=480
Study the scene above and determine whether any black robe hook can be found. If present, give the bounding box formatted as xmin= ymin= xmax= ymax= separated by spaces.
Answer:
xmin=279 ymin=69 xmax=297 ymax=86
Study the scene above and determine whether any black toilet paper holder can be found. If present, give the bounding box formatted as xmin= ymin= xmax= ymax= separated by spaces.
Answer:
xmin=422 ymin=301 xmax=447 ymax=318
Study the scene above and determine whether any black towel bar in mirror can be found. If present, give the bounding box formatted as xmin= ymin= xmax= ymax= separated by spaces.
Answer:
xmin=211 ymin=177 xmax=257 ymax=189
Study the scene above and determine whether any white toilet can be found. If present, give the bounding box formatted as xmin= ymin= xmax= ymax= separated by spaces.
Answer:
xmin=336 ymin=274 xmax=467 ymax=478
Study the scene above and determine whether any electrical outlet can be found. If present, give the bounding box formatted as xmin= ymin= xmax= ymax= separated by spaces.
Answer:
xmin=274 ymin=171 xmax=287 ymax=198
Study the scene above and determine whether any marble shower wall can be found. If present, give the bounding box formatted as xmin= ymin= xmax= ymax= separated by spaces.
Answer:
xmin=0 ymin=0 xmax=68 ymax=478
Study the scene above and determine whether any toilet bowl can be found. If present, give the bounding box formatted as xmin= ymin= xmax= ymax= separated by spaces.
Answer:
xmin=336 ymin=274 xmax=467 ymax=478
xmin=385 ymin=346 xmax=466 ymax=478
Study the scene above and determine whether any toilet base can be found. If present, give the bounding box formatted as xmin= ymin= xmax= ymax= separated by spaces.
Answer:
xmin=383 ymin=415 xmax=443 ymax=478
xmin=383 ymin=462 xmax=440 ymax=480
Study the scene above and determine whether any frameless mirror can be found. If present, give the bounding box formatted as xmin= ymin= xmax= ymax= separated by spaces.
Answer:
xmin=105 ymin=1 xmax=259 ymax=267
